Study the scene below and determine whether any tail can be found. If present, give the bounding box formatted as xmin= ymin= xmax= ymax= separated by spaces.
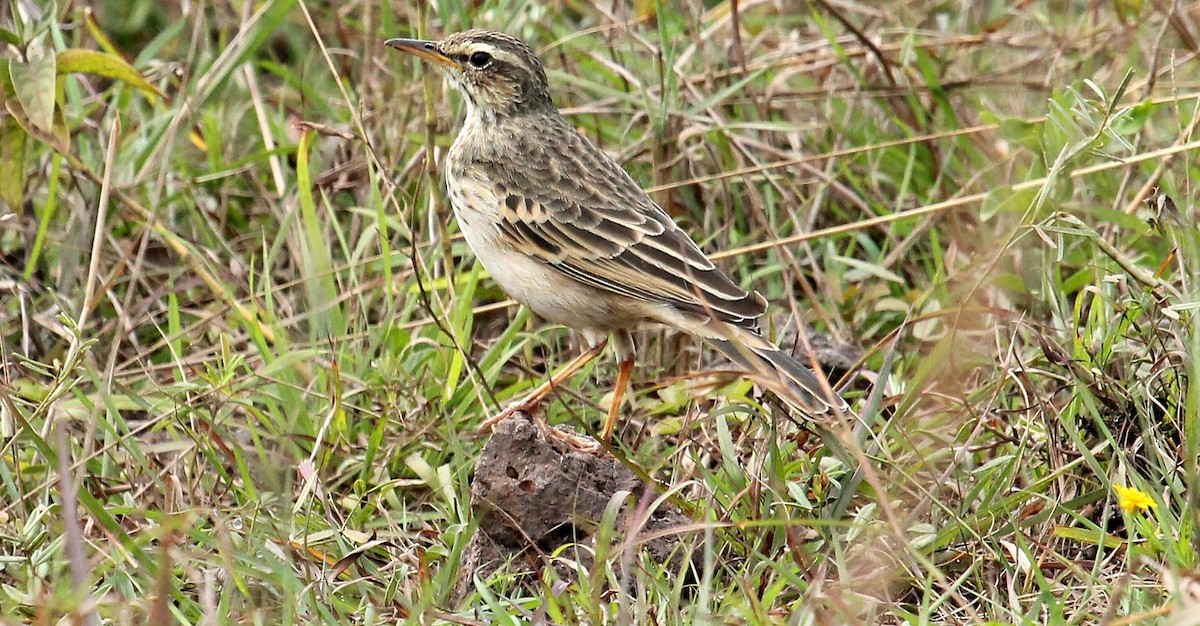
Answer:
xmin=704 ymin=324 xmax=850 ymax=421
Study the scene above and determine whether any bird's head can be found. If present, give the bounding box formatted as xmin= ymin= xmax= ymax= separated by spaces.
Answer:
xmin=386 ymin=29 xmax=553 ymax=119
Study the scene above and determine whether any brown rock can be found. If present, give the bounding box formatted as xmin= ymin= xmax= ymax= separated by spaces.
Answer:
xmin=456 ymin=412 xmax=697 ymax=602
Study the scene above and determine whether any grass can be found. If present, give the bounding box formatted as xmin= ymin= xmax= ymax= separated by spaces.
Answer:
xmin=1 ymin=0 xmax=1197 ymax=623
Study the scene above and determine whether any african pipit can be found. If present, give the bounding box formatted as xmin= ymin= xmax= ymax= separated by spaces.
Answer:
xmin=387 ymin=29 xmax=850 ymax=444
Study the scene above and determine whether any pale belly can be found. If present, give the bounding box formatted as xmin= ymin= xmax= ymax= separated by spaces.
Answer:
xmin=447 ymin=178 xmax=649 ymax=333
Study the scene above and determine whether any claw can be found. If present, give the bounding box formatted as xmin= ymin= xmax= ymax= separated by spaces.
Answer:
xmin=540 ymin=425 xmax=602 ymax=453
xmin=480 ymin=405 xmax=602 ymax=453
xmin=478 ymin=400 xmax=538 ymax=432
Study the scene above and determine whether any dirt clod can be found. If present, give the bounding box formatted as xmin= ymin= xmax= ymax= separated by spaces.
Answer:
xmin=456 ymin=412 xmax=696 ymax=602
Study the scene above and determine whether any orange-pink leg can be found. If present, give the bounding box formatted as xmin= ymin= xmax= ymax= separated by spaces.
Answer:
xmin=479 ymin=339 xmax=608 ymax=432
xmin=601 ymin=356 xmax=635 ymax=441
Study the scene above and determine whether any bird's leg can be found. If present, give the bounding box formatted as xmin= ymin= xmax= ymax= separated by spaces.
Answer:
xmin=478 ymin=337 xmax=608 ymax=432
xmin=601 ymin=355 xmax=635 ymax=442
xmin=600 ymin=331 xmax=637 ymax=442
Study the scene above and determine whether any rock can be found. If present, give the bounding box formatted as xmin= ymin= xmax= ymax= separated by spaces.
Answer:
xmin=456 ymin=412 xmax=697 ymax=602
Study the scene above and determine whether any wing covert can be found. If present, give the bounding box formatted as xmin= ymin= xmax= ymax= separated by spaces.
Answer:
xmin=483 ymin=121 xmax=767 ymax=329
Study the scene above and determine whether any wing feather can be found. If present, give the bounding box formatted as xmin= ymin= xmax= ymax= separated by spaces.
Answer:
xmin=477 ymin=118 xmax=767 ymax=329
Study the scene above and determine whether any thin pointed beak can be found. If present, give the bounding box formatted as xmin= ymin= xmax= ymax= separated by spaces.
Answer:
xmin=385 ymin=37 xmax=460 ymax=71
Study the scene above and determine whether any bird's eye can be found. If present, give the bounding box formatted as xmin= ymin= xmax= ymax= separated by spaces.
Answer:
xmin=468 ymin=51 xmax=493 ymax=68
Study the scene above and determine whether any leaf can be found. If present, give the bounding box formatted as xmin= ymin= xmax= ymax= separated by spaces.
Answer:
xmin=296 ymin=129 xmax=343 ymax=338
xmin=998 ymin=117 xmax=1041 ymax=150
xmin=1053 ymin=525 xmax=1124 ymax=549
xmin=981 ymin=185 xmax=1038 ymax=221
xmin=49 ymin=103 xmax=70 ymax=151
xmin=56 ymin=49 xmax=162 ymax=102
xmin=831 ymin=255 xmax=905 ymax=283
xmin=1114 ymin=0 xmax=1145 ymax=20
xmin=0 ymin=110 xmax=28 ymax=214
xmin=0 ymin=28 xmax=20 ymax=48
xmin=8 ymin=51 xmax=56 ymax=133
xmin=5 ymin=97 xmax=68 ymax=154
xmin=258 ymin=348 xmax=323 ymax=379
xmin=83 ymin=8 xmax=122 ymax=58
xmin=1112 ymin=99 xmax=1154 ymax=135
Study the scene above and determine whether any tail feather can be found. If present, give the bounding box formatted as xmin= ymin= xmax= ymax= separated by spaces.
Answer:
xmin=706 ymin=329 xmax=850 ymax=420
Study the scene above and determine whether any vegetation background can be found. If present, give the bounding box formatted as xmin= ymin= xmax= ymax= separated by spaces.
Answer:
xmin=1 ymin=0 xmax=1197 ymax=623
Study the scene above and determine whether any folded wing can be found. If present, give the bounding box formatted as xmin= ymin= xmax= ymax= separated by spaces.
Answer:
xmin=484 ymin=121 xmax=767 ymax=331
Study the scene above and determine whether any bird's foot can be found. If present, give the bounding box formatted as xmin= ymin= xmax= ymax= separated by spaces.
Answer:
xmin=539 ymin=424 xmax=602 ymax=454
xmin=478 ymin=402 xmax=603 ymax=454
xmin=477 ymin=399 xmax=538 ymax=433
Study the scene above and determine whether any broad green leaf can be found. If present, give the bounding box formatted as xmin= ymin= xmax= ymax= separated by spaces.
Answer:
xmin=1113 ymin=99 xmax=1155 ymax=135
xmin=0 ymin=28 xmax=19 ymax=48
xmin=4 ymin=95 xmax=68 ymax=154
xmin=8 ymin=51 xmax=55 ymax=133
xmin=56 ymin=49 xmax=162 ymax=102
xmin=0 ymin=112 xmax=28 ymax=213
xmin=999 ymin=118 xmax=1041 ymax=150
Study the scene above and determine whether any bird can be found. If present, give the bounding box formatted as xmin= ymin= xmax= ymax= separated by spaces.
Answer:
xmin=386 ymin=29 xmax=850 ymax=446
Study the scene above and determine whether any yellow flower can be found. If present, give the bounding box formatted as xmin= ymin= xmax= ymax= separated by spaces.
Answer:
xmin=1114 ymin=484 xmax=1156 ymax=513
